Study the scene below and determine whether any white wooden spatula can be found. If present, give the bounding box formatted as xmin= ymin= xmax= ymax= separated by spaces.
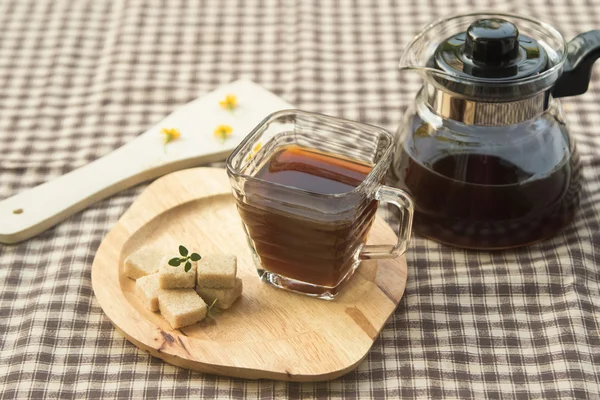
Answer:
xmin=0 ymin=79 xmax=293 ymax=244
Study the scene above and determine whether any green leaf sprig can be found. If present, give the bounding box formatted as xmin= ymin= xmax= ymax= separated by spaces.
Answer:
xmin=168 ymin=245 xmax=201 ymax=272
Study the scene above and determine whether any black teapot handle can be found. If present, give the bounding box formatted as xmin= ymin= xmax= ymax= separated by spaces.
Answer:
xmin=553 ymin=30 xmax=600 ymax=98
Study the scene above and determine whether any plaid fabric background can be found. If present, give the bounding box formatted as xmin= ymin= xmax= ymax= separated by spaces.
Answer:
xmin=1 ymin=0 xmax=599 ymax=398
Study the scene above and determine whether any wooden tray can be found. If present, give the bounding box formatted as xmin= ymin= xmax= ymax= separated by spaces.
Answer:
xmin=91 ymin=168 xmax=408 ymax=381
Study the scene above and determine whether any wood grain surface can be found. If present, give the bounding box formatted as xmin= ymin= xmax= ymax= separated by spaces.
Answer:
xmin=91 ymin=167 xmax=408 ymax=381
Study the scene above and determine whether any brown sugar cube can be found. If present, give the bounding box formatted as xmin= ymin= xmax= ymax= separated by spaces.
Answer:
xmin=135 ymin=273 xmax=163 ymax=312
xmin=196 ymin=278 xmax=243 ymax=309
xmin=124 ymin=246 xmax=163 ymax=280
xmin=158 ymin=289 xmax=207 ymax=329
xmin=158 ymin=255 xmax=197 ymax=289
xmin=196 ymin=254 xmax=237 ymax=288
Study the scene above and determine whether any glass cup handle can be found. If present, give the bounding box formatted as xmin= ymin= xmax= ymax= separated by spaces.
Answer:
xmin=360 ymin=185 xmax=414 ymax=259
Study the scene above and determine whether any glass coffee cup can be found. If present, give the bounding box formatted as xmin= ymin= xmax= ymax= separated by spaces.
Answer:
xmin=226 ymin=110 xmax=413 ymax=299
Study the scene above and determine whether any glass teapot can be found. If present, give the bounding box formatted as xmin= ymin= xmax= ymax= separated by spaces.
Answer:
xmin=388 ymin=13 xmax=600 ymax=249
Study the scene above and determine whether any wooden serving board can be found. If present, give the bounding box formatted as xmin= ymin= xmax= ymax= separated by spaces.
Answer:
xmin=91 ymin=168 xmax=408 ymax=381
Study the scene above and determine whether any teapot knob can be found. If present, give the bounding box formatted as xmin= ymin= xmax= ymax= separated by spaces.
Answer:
xmin=465 ymin=19 xmax=520 ymax=65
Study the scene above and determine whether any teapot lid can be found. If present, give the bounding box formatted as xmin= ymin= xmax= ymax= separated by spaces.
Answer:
xmin=435 ymin=18 xmax=548 ymax=80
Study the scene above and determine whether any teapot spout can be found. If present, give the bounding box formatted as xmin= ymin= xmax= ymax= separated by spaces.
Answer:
xmin=398 ymin=18 xmax=442 ymax=74
xmin=398 ymin=14 xmax=476 ymax=80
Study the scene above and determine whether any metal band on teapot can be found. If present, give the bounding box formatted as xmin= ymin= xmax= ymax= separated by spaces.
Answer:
xmin=423 ymin=83 xmax=547 ymax=126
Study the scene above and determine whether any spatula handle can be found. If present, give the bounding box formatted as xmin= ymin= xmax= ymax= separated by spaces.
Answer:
xmin=0 ymin=142 xmax=154 ymax=244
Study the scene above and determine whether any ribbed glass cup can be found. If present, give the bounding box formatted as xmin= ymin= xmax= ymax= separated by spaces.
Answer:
xmin=226 ymin=110 xmax=413 ymax=299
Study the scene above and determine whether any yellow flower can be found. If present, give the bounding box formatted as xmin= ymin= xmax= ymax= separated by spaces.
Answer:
xmin=161 ymin=128 xmax=181 ymax=152
xmin=214 ymin=124 xmax=233 ymax=143
xmin=219 ymin=94 xmax=238 ymax=112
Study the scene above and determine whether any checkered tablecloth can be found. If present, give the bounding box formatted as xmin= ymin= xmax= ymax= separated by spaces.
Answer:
xmin=1 ymin=0 xmax=600 ymax=398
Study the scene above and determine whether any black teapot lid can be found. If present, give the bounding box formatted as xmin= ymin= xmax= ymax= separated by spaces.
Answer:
xmin=434 ymin=18 xmax=548 ymax=80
